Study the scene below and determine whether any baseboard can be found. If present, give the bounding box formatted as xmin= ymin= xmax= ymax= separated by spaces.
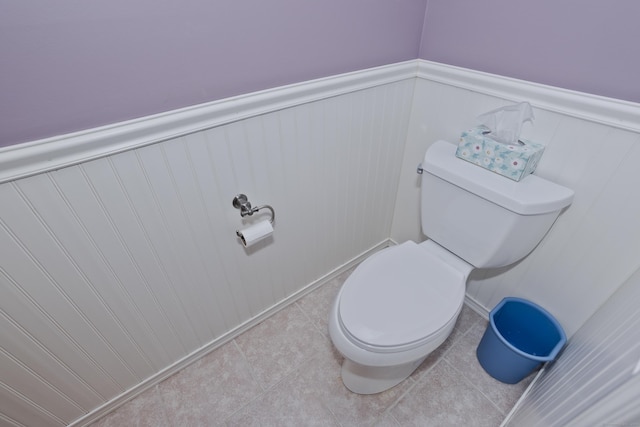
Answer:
xmin=69 ymin=238 xmax=392 ymax=427
xmin=463 ymin=293 xmax=489 ymax=320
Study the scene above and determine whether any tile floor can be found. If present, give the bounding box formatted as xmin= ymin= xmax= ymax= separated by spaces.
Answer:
xmin=91 ymin=268 xmax=534 ymax=427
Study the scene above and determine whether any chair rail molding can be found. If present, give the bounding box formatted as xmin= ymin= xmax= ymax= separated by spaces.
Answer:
xmin=0 ymin=61 xmax=418 ymax=184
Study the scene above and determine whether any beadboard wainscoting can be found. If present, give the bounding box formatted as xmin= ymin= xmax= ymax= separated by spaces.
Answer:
xmin=0 ymin=65 xmax=415 ymax=427
xmin=1 ymin=60 xmax=639 ymax=426
xmin=393 ymin=61 xmax=640 ymax=337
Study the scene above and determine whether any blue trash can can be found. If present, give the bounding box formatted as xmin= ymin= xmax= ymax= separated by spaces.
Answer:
xmin=477 ymin=297 xmax=566 ymax=384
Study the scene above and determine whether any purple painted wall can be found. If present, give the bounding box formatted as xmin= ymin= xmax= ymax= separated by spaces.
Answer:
xmin=420 ymin=1 xmax=640 ymax=104
xmin=0 ymin=1 xmax=427 ymax=147
xmin=2 ymin=1 xmax=638 ymax=148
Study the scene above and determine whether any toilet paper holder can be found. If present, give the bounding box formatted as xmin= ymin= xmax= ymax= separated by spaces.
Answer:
xmin=232 ymin=194 xmax=275 ymax=225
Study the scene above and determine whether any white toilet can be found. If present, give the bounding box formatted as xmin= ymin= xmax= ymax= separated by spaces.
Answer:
xmin=328 ymin=140 xmax=574 ymax=394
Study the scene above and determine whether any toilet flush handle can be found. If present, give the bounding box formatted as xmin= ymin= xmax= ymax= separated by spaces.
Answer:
xmin=417 ymin=163 xmax=424 ymax=174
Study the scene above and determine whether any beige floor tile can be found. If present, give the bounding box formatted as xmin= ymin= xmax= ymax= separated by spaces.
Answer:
xmin=229 ymin=336 xmax=412 ymax=427
xmin=295 ymin=270 xmax=347 ymax=336
xmin=444 ymin=321 xmax=535 ymax=415
xmin=155 ymin=341 xmax=262 ymax=427
xmin=90 ymin=271 xmax=526 ymax=427
xmin=409 ymin=336 xmax=451 ymax=381
xmin=371 ymin=411 xmax=402 ymax=426
xmin=225 ymin=342 xmax=341 ymax=426
xmin=297 ymin=338 xmax=414 ymax=427
xmin=225 ymin=388 xmax=340 ymax=427
xmin=454 ymin=303 xmax=485 ymax=335
xmin=410 ymin=304 xmax=484 ymax=381
xmin=234 ymin=302 xmax=327 ymax=390
xmin=390 ymin=359 xmax=504 ymax=427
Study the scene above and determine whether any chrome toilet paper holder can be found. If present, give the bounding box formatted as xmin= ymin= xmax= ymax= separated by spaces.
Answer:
xmin=232 ymin=194 xmax=275 ymax=225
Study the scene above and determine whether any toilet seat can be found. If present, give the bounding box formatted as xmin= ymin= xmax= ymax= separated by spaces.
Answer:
xmin=338 ymin=241 xmax=466 ymax=353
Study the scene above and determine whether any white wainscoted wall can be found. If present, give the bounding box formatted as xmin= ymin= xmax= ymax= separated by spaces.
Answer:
xmin=392 ymin=61 xmax=640 ymax=337
xmin=0 ymin=60 xmax=639 ymax=427
xmin=0 ymin=64 xmax=416 ymax=427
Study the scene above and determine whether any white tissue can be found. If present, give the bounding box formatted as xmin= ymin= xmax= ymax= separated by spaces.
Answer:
xmin=237 ymin=219 xmax=273 ymax=248
xmin=477 ymin=102 xmax=534 ymax=145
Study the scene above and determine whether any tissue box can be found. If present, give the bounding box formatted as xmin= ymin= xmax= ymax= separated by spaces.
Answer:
xmin=455 ymin=126 xmax=545 ymax=181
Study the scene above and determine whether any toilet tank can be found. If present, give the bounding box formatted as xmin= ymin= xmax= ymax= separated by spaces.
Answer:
xmin=420 ymin=141 xmax=574 ymax=269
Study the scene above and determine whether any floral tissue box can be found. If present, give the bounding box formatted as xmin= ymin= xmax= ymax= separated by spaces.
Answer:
xmin=455 ymin=126 xmax=545 ymax=181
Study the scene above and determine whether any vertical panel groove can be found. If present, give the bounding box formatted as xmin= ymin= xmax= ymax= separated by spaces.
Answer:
xmin=12 ymin=181 xmax=145 ymax=383
xmin=0 ymin=345 xmax=84 ymax=413
xmin=132 ymin=145 xmax=219 ymax=345
xmin=107 ymin=154 xmax=207 ymax=345
xmin=47 ymin=173 xmax=163 ymax=372
xmin=154 ymin=143 xmax=221 ymax=339
xmin=0 ymin=412 xmax=26 ymax=427
xmin=0 ymin=217 xmax=124 ymax=392
xmin=0 ymin=305 xmax=104 ymax=405
xmin=201 ymin=130 xmax=246 ymax=323
xmin=0 ymin=379 xmax=66 ymax=426
xmin=50 ymin=169 xmax=176 ymax=368
xmin=170 ymin=137 xmax=229 ymax=336
xmin=78 ymin=162 xmax=190 ymax=355
xmin=182 ymin=140 xmax=233 ymax=333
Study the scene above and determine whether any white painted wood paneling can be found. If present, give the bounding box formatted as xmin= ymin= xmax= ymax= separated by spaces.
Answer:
xmin=0 ymin=72 xmax=414 ymax=426
xmin=504 ymin=266 xmax=640 ymax=426
xmin=393 ymin=61 xmax=640 ymax=337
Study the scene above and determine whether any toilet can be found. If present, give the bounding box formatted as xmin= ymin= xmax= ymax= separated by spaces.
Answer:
xmin=328 ymin=140 xmax=574 ymax=394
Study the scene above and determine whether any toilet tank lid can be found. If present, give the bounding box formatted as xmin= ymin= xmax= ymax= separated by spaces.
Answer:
xmin=423 ymin=141 xmax=574 ymax=215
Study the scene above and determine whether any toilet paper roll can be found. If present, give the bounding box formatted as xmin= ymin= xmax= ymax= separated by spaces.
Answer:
xmin=236 ymin=219 xmax=273 ymax=248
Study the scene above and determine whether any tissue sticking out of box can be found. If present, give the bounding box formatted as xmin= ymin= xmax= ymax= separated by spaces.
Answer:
xmin=456 ymin=102 xmax=544 ymax=181
xmin=477 ymin=102 xmax=534 ymax=145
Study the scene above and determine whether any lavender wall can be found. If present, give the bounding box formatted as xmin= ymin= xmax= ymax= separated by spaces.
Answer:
xmin=4 ymin=1 xmax=638 ymax=149
xmin=420 ymin=1 xmax=640 ymax=103
xmin=0 ymin=1 xmax=427 ymax=147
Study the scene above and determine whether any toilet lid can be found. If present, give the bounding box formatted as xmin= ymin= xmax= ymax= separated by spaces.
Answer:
xmin=338 ymin=241 xmax=465 ymax=350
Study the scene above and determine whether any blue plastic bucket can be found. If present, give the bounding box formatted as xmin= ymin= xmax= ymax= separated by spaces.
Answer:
xmin=476 ymin=297 xmax=566 ymax=384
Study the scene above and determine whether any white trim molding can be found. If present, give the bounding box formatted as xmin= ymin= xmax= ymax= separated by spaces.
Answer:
xmin=2 ymin=59 xmax=638 ymax=184
xmin=0 ymin=61 xmax=418 ymax=184
xmin=416 ymin=60 xmax=640 ymax=133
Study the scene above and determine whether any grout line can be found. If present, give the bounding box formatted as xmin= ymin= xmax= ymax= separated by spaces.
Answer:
xmin=377 ymin=304 xmax=488 ymax=421
xmin=442 ymin=327 xmax=522 ymax=418
xmin=293 ymin=301 xmax=318 ymax=332
xmin=231 ymin=340 xmax=266 ymax=393
xmin=220 ymin=340 xmax=274 ymax=424
xmin=379 ymin=357 xmax=443 ymax=420
xmin=92 ymin=260 xmax=523 ymax=426
xmin=442 ymin=357 xmax=509 ymax=417
xmin=149 ymin=384 xmax=171 ymax=427
xmin=225 ymin=334 xmax=330 ymax=425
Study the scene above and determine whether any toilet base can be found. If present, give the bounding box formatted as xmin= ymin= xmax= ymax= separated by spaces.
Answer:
xmin=340 ymin=355 xmax=428 ymax=394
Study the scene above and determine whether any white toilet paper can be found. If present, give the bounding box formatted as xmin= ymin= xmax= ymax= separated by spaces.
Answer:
xmin=236 ymin=219 xmax=273 ymax=247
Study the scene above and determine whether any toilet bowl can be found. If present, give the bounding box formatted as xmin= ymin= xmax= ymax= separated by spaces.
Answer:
xmin=328 ymin=240 xmax=472 ymax=394
xmin=328 ymin=140 xmax=574 ymax=394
